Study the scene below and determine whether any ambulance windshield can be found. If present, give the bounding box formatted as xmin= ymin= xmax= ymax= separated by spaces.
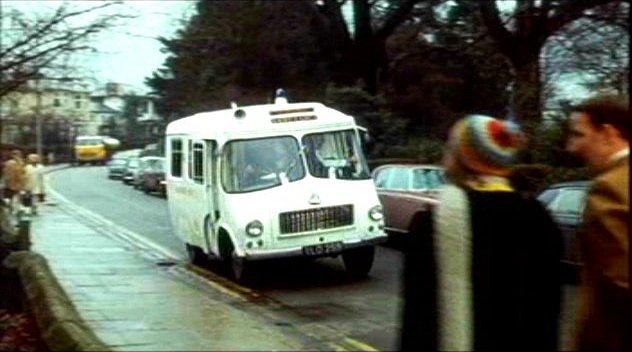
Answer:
xmin=222 ymin=136 xmax=304 ymax=193
xmin=303 ymin=130 xmax=370 ymax=180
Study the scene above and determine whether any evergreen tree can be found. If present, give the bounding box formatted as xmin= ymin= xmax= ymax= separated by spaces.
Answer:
xmin=146 ymin=0 xmax=329 ymax=119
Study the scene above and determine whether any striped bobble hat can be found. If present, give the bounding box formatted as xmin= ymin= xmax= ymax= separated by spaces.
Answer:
xmin=452 ymin=114 xmax=524 ymax=176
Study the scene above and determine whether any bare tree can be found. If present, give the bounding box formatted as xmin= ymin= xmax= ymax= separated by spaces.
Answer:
xmin=544 ymin=2 xmax=629 ymax=96
xmin=317 ymin=0 xmax=437 ymax=94
xmin=475 ymin=0 xmax=625 ymax=127
xmin=0 ymin=1 xmax=132 ymax=98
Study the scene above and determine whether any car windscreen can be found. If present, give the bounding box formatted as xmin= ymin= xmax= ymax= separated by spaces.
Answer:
xmin=548 ymin=188 xmax=587 ymax=214
xmin=142 ymin=158 xmax=164 ymax=172
xmin=110 ymin=158 xmax=127 ymax=166
xmin=537 ymin=188 xmax=560 ymax=206
xmin=412 ymin=168 xmax=446 ymax=189
xmin=76 ymin=138 xmax=103 ymax=146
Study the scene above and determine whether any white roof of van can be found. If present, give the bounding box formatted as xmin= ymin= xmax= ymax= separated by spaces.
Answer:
xmin=165 ymin=102 xmax=356 ymax=137
xmin=76 ymin=135 xmax=104 ymax=139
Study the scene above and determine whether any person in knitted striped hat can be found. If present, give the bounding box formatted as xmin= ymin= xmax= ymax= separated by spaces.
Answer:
xmin=444 ymin=114 xmax=524 ymax=189
xmin=401 ymin=114 xmax=562 ymax=351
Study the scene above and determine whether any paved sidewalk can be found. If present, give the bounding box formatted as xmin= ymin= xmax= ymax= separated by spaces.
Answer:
xmin=28 ymin=197 xmax=322 ymax=351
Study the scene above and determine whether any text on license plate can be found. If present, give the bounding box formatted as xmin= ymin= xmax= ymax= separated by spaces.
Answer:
xmin=302 ymin=241 xmax=343 ymax=256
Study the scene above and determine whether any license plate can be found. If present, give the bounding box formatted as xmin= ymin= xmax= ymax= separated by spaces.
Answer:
xmin=302 ymin=241 xmax=343 ymax=256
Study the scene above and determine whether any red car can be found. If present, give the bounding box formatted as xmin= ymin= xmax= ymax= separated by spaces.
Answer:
xmin=371 ymin=164 xmax=445 ymax=236
xmin=139 ymin=157 xmax=166 ymax=197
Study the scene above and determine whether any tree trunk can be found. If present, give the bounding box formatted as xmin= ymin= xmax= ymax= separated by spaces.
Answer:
xmin=513 ymin=59 xmax=542 ymax=123
xmin=353 ymin=0 xmax=378 ymax=94
xmin=512 ymin=58 xmax=543 ymax=162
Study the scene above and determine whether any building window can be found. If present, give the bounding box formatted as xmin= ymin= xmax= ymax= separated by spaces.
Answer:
xmin=53 ymin=98 xmax=61 ymax=107
xmin=75 ymin=101 xmax=81 ymax=109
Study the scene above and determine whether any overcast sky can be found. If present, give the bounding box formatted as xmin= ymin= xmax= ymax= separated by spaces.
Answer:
xmin=4 ymin=0 xmax=195 ymax=94
xmin=4 ymin=0 xmax=589 ymax=101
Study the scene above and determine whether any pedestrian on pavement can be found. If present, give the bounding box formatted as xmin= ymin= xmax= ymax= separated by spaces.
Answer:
xmin=24 ymin=154 xmax=45 ymax=214
xmin=2 ymin=150 xmax=26 ymax=212
xmin=565 ymin=94 xmax=630 ymax=352
xmin=400 ymin=114 xmax=562 ymax=351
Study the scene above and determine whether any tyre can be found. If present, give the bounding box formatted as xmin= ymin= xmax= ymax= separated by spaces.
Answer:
xmin=219 ymin=235 xmax=251 ymax=283
xmin=185 ymin=243 xmax=207 ymax=266
xmin=230 ymin=251 xmax=251 ymax=283
xmin=342 ymin=246 xmax=375 ymax=279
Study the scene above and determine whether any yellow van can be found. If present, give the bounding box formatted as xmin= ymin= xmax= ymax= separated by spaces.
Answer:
xmin=74 ymin=136 xmax=109 ymax=165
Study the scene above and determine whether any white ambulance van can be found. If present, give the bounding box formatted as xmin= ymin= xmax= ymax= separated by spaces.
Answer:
xmin=165 ymin=92 xmax=387 ymax=281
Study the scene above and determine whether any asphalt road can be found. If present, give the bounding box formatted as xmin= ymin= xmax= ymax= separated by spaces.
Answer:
xmin=49 ymin=165 xmax=405 ymax=351
xmin=48 ymin=164 xmax=578 ymax=351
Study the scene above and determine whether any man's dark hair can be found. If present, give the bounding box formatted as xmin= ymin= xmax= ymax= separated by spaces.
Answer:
xmin=571 ymin=94 xmax=630 ymax=141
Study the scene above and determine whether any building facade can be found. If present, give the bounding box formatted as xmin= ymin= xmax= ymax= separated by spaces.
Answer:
xmin=1 ymin=80 xmax=163 ymax=161
xmin=0 ymin=79 xmax=92 ymax=160
xmin=91 ymin=82 xmax=163 ymax=150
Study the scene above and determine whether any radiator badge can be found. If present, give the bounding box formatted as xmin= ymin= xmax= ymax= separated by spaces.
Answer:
xmin=308 ymin=193 xmax=321 ymax=205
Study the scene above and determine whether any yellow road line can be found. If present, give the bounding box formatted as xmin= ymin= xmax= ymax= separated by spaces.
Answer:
xmin=184 ymin=263 xmax=256 ymax=300
xmin=343 ymin=337 xmax=380 ymax=351
xmin=326 ymin=342 xmax=347 ymax=351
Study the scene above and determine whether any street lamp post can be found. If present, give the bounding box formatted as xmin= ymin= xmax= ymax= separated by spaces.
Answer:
xmin=34 ymin=78 xmax=43 ymax=158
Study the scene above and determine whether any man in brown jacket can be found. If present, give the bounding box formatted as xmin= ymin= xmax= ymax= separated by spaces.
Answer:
xmin=566 ymin=94 xmax=630 ymax=351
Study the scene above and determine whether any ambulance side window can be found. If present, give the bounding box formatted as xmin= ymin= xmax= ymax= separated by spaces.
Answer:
xmin=171 ymin=139 xmax=183 ymax=177
xmin=187 ymin=140 xmax=193 ymax=179
xmin=192 ymin=142 xmax=204 ymax=184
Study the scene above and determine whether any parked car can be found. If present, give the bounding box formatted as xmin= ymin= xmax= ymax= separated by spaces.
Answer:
xmin=107 ymin=157 xmax=128 ymax=179
xmin=139 ymin=157 xmax=166 ymax=196
xmin=537 ymin=180 xmax=590 ymax=281
xmin=371 ymin=164 xmax=445 ymax=237
xmin=133 ymin=156 xmax=161 ymax=189
xmin=122 ymin=157 xmax=140 ymax=185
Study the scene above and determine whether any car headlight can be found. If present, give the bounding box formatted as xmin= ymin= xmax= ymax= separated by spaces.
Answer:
xmin=368 ymin=205 xmax=383 ymax=221
xmin=245 ymin=220 xmax=263 ymax=237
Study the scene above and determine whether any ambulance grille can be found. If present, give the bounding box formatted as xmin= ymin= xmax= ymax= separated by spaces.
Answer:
xmin=279 ymin=205 xmax=354 ymax=234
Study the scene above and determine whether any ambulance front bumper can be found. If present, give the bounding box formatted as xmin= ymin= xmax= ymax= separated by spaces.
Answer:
xmin=240 ymin=233 xmax=387 ymax=261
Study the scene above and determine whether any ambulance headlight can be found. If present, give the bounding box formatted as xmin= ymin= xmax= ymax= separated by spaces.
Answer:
xmin=245 ymin=220 xmax=263 ymax=237
xmin=368 ymin=205 xmax=383 ymax=221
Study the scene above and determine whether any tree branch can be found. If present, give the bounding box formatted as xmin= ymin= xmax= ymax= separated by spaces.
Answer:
xmin=375 ymin=0 xmax=425 ymax=40
xmin=545 ymin=0 xmax=616 ymax=36
xmin=477 ymin=1 xmax=516 ymax=59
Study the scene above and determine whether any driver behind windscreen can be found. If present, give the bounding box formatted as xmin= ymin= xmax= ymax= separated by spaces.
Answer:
xmin=242 ymin=142 xmax=300 ymax=186
xmin=312 ymin=135 xmax=357 ymax=178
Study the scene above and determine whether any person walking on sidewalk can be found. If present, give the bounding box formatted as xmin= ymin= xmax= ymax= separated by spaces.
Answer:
xmin=24 ymin=154 xmax=45 ymax=215
xmin=565 ymin=94 xmax=630 ymax=352
xmin=2 ymin=150 xmax=26 ymax=213
xmin=400 ymin=115 xmax=562 ymax=351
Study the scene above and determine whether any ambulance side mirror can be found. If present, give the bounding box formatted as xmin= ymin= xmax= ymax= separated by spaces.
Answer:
xmin=356 ymin=126 xmax=372 ymax=154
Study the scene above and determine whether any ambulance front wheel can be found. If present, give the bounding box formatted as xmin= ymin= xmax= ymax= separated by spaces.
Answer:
xmin=342 ymin=246 xmax=375 ymax=279
xmin=230 ymin=251 xmax=252 ymax=283
xmin=186 ymin=243 xmax=207 ymax=266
